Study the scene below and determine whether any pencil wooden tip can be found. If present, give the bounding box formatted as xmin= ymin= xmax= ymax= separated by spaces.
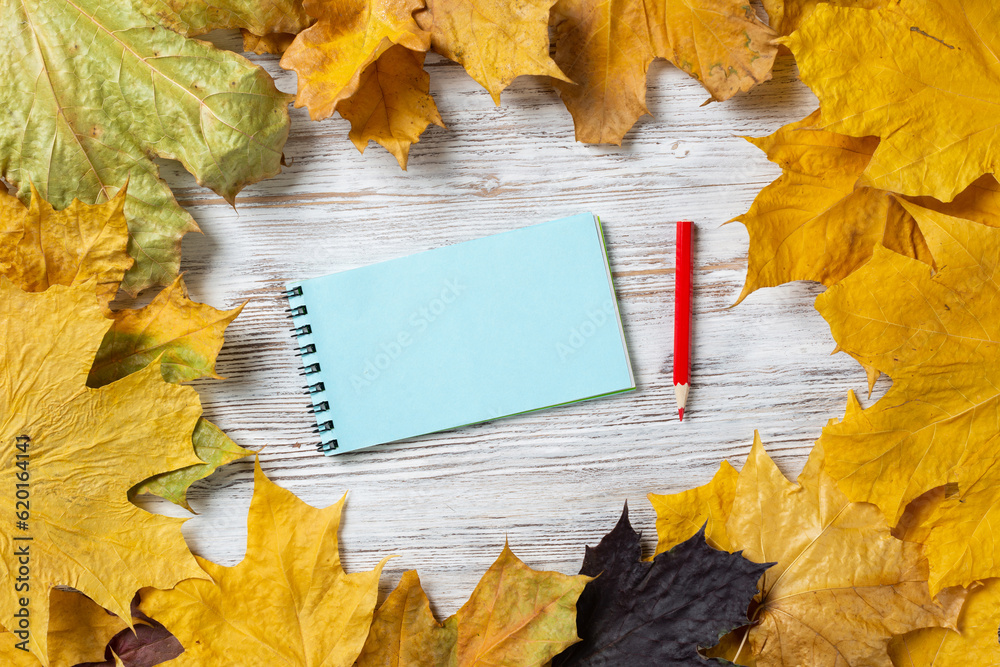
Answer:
xmin=674 ymin=383 xmax=689 ymax=421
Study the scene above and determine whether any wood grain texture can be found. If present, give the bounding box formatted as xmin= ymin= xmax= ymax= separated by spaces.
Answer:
xmin=134 ymin=33 xmax=888 ymax=616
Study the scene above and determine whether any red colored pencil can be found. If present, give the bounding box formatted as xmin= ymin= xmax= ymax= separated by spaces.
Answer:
xmin=674 ymin=220 xmax=692 ymax=421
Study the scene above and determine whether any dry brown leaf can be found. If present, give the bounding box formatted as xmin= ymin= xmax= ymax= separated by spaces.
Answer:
xmin=549 ymin=0 xmax=656 ymax=144
xmin=654 ymin=0 xmax=777 ymax=100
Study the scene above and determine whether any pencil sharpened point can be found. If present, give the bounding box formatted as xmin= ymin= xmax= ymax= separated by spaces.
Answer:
xmin=678 ymin=408 xmax=684 ymax=422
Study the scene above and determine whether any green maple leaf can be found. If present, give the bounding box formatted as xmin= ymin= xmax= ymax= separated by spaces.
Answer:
xmin=0 ymin=0 xmax=292 ymax=294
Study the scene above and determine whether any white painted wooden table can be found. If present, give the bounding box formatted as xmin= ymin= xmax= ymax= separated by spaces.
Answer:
xmin=138 ymin=33 xmax=884 ymax=615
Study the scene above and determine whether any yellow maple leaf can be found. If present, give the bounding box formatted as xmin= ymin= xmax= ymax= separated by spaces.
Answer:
xmin=918 ymin=455 xmax=1000 ymax=594
xmin=0 ymin=589 xmax=128 ymax=667
xmin=888 ymin=579 xmax=1000 ymax=667
xmin=416 ymin=0 xmax=568 ymax=105
xmin=718 ymin=434 xmax=963 ymax=666
xmin=0 ymin=190 xmax=243 ymax=387
xmin=551 ymin=0 xmax=777 ymax=144
xmin=885 ymin=435 xmax=1000 ymax=600
xmin=355 ymin=570 xmax=456 ymax=665
xmin=733 ymin=110 xmax=926 ymax=302
xmin=910 ymin=174 xmax=1000 ymax=228
xmin=763 ymin=0 xmax=889 ymax=36
xmin=648 ymin=460 xmax=737 ymax=553
xmin=337 ymin=44 xmax=445 ymax=169
xmin=784 ymin=0 xmax=1000 ymax=202
xmin=549 ymin=0 xmax=656 ymax=145
xmin=0 ymin=280 xmax=206 ymax=663
xmin=454 ymin=545 xmax=587 ymax=665
xmin=655 ymin=0 xmax=777 ymax=100
xmin=0 ymin=186 xmax=132 ymax=307
xmin=140 ymin=458 xmax=390 ymax=665
xmin=132 ymin=418 xmax=252 ymax=512
xmin=0 ymin=189 xmax=250 ymax=510
xmin=280 ymin=0 xmax=431 ymax=121
xmin=735 ymin=110 xmax=1000 ymax=303
xmin=87 ymin=275 xmax=244 ymax=387
xmin=357 ymin=553 xmax=588 ymax=666
xmin=891 ymin=484 xmax=953 ymax=547
xmin=816 ymin=203 xmax=1000 ymax=592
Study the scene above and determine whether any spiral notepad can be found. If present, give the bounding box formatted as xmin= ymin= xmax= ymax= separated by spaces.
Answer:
xmin=284 ymin=213 xmax=635 ymax=455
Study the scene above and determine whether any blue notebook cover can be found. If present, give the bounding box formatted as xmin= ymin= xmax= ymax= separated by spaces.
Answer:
xmin=285 ymin=213 xmax=635 ymax=454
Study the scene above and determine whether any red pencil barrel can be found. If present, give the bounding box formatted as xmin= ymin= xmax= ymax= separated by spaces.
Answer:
xmin=673 ymin=220 xmax=692 ymax=387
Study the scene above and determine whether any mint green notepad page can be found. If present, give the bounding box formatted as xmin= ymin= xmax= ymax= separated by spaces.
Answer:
xmin=286 ymin=213 xmax=635 ymax=454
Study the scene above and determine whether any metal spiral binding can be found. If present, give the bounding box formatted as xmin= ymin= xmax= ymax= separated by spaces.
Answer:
xmin=285 ymin=285 xmax=338 ymax=453
xmin=313 ymin=420 xmax=334 ymax=434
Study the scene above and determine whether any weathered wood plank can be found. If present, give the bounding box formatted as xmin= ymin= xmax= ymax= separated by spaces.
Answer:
xmin=137 ymin=39 xmax=884 ymax=613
